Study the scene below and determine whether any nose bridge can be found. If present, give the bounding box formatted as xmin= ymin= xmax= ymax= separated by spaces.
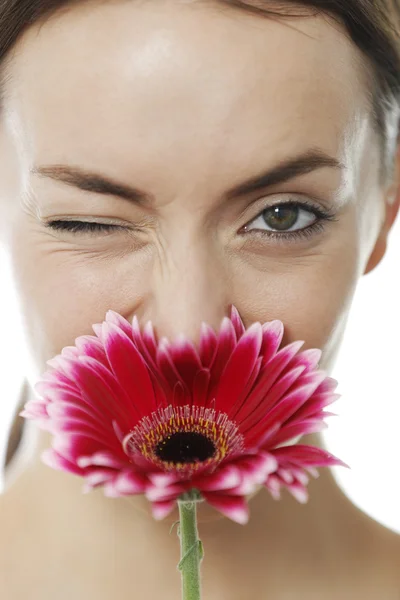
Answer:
xmin=145 ymin=235 xmax=228 ymax=345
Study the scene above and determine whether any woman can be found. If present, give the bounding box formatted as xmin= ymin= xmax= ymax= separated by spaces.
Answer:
xmin=0 ymin=0 xmax=399 ymax=597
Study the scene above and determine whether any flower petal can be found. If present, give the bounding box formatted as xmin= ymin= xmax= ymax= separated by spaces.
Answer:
xmin=201 ymin=492 xmax=249 ymax=525
xmin=41 ymin=448 xmax=84 ymax=475
xmin=233 ymin=451 xmax=278 ymax=481
xmin=61 ymin=346 xmax=80 ymax=359
xmin=264 ymin=474 xmax=282 ymax=500
xmin=151 ymin=499 xmax=177 ymax=520
xmin=193 ymin=465 xmax=242 ymax=492
xmin=51 ymin=355 xmax=134 ymax=426
xmin=216 ymin=322 xmax=263 ymax=413
xmin=241 ymin=374 xmax=327 ymax=443
xmin=241 ymin=340 xmax=305 ymax=419
xmin=229 ymin=357 xmax=263 ymax=417
xmin=74 ymin=334 xmax=109 ymax=367
xmin=83 ymin=468 xmax=116 ymax=489
xmin=103 ymin=479 xmax=126 ymax=498
xmin=105 ymin=310 xmax=135 ymax=340
xmin=130 ymin=318 xmax=166 ymax=390
xmin=260 ymin=320 xmax=285 ymax=366
xmin=277 ymin=468 xmax=294 ymax=484
xmin=236 ymin=364 xmax=307 ymax=430
xmin=208 ymin=317 xmax=237 ymax=386
xmin=264 ymin=420 xmax=328 ymax=448
xmin=283 ymin=347 xmax=322 ymax=374
xmin=19 ymin=400 xmax=48 ymax=420
xmin=148 ymin=471 xmax=181 ymax=488
xmin=114 ymin=470 xmax=148 ymax=494
xmin=77 ymin=451 xmax=129 ymax=469
xmin=199 ymin=322 xmax=218 ymax=367
xmin=286 ymin=481 xmax=309 ymax=503
xmin=192 ymin=368 xmax=211 ymax=409
xmin=230 ymin=305 xmax=246 ymax=339
xmin=286 ymin=392 xmax=341 ymax=424
xmin=168 ymin=335 xmax=203 ymax=390
xmin=271 ymin=444 xmax=350 ymax=468
xmin=102 ymin=322 xmax=157 ymax=414
xmin=145 ymin=484 xmax=186 ymax=502
xmin=156 ymin=339 xmax=186 ymax=392
xmin=222 ymin=478 xmax=257 ymax=496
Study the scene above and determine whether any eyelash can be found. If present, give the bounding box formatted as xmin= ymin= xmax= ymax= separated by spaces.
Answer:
xmin=45 ymin=199 xmax=338 ymax=243
xmin=45 ymin=220 xmax=127 ymax=235
xmin=240 ymin=199 xmax=338 ymax=244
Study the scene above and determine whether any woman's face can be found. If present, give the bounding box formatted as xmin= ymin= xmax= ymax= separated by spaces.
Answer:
xmin=0 ymin=0 xmax=395 ymax=384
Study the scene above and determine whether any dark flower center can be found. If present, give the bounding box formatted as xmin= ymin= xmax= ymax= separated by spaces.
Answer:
xmin=124 ymin=404 xmax=245 ymax=475
xmin=155 ymin=431 xmax=216 ymax=464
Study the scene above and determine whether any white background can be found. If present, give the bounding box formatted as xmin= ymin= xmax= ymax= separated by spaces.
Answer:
xmin=0 ymin=213 xmax=399 ymax=533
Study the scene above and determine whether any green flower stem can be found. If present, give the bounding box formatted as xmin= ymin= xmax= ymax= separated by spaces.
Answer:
xmin=177 ymin=491 xmax=204 ymax=600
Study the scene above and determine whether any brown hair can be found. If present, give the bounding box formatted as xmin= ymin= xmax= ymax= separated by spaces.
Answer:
xmin=0 ymin=0 xmax=400 ymax=187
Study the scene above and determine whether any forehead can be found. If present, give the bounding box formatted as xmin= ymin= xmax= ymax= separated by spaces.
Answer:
xmin=5 ymin=0 xmax=371 ymax=193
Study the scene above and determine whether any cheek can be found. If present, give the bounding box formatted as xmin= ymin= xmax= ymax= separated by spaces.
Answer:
xmin=228 ymin=246 xmax=360 ymax=364
xmin=8 ymin=222 xmax=153 ymax=376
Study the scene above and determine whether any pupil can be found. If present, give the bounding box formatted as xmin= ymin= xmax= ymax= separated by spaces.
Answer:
xmin=155 ymin=431 xmax=216 ymax=464
xmin=264 ymin=205 xmax=298 ymax=231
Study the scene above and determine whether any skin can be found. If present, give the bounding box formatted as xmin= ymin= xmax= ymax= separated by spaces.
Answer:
xmin=0 ymin=1 xmax=400 ymax=597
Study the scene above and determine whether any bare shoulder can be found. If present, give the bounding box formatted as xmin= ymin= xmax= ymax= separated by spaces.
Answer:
xmin=365 ymin=514 xmax=400 ymax=589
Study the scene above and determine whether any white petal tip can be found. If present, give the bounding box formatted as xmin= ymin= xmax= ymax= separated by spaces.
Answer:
xmin=151 ymin=503 xmax=176 ymax=520
xmin=103 ymin=486 xmax=120 ymax=498
xmin=231 ymin=511 xmax=249 ymax=525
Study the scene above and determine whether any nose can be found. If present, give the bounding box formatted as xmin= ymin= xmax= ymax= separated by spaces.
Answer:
xmin=137 ymin=239 xmax=229 ymax=347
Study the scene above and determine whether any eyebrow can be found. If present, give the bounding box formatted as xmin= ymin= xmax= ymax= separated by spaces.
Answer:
xmin=30 ymin=148 xmax=345 ymax=206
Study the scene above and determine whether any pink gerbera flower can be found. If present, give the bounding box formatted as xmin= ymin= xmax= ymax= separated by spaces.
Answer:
xmin=20 ymin=306 xmax=347 ymax=525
